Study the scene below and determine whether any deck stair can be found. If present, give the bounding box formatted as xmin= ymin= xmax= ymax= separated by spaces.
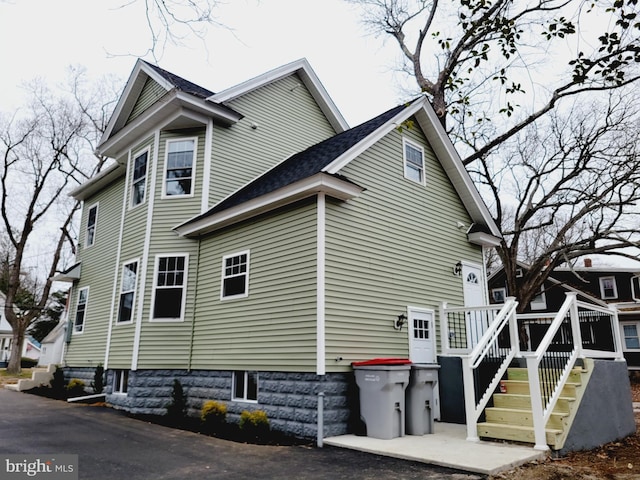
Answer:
xmin=3 ymin=364 xmax=56 ymax=392
xmin=477 ymin=363 xmax=591 ymax=450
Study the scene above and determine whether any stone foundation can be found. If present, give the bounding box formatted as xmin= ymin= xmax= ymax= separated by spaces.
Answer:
xmin=65 ymin=367 xmax=356 ymax=440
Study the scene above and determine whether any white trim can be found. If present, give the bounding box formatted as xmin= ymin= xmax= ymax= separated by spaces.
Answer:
xmin=116 ymin=258 xmax=140 ymax=324
xmin=220 ymin=250 xmax=250 ymax=301
xmin=599 ymin=276 xmax=619 ymax=300
xmin=407 ymin=306 xmax=436 ymax=364
xmin=161 ymin=136 xmax=198 ymax=199
xmin=402 ymin=137 xmax=426 ymax=186
xmin=491 ymin=287 xmax=507 ymax=303
xmin=129 ymin=146 xmax=151 ymax=209
xmin=150 ymin=253 xmax=190 ymax=321
xmin=73 ymin=287 xmax=90 ymax=335
xmin=69 ymin=162 xmax=123 ymax=201
xmin=84 ymin=203 xmax=99 ymax=248
xmin=112 ymin=369 xmax=129 ymax=395
xmin=174 ymin=173 xmax=363 ymax=237
xmin=132 ymin=130 xmax=160 ymax=370
xmin=317 ymin=193 xmax=326 ymax=375
xmin=620 ymin=321 xmax=640 ymax=351
xmin=231 ymin=370 xmax=259 ymax=403
xmin=201 ymin=119 xmax=214 ymax=213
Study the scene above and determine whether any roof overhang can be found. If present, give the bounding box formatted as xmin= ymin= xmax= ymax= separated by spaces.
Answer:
xmin=467 ymin=231 xmax=502 ymax=247
xmin=52 ymin=262 xmax=82 ymax=282
xmin=68 ymin=164 xmax=124 ymax=200
xmin=174 ymin=172 xmax=364 ymax=237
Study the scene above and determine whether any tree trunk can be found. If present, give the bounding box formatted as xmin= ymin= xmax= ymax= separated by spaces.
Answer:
xmin=6 ymin=326 xmax=25 ymax=375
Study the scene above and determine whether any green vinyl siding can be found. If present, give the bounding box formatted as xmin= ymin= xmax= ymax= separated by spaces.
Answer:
xmin=209 ymin=74 xmax=337 ymax=205
xmin=65 ymin=177 xmax=125 ymax=366
xmin=127 ymin=77 xmax=167 ymax=125
xmin=324 ymin=123 xmax=483 ymax=370
xmin=190 ymin=201 xmax=318 ymax=371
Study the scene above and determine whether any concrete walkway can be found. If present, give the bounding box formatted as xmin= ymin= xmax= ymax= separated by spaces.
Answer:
xmin=325 ymin=422 xmax=546 ymax=476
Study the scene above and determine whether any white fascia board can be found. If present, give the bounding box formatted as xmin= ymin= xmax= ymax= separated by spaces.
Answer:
xmin=174 ymin=173 xmax=363 ymax=237
xmin=209 ymin=58 xmax=349 ymax=133
xmin=68 ymin=162 xmax=124 ymax=200
xmin=413 ymin=105 xmax=502 ymax=239
xmin=323 ymin=98 xmax=428 ymax=175
xmin=467 ymin=231 xmax=502 ymax=247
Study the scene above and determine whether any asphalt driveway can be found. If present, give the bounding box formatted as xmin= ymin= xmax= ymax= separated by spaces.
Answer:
xmin=0 ymin=389 xmax=482 ymax=480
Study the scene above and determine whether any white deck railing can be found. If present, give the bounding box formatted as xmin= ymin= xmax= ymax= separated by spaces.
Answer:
xmin=441 ymin=292 xmax=623 ymax=450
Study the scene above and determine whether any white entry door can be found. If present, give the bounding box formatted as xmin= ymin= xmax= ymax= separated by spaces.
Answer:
xmin=408 ymin=307 xmax=436 ymax=364
xmin=462 ymin=262 xmax=488 ymax=348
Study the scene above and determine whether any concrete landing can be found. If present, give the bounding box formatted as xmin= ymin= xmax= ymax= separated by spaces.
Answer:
xmin=324 ymin=422 xmax=546 ymax=476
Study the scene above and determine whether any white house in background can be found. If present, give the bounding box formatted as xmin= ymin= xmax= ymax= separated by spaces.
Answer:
xmin=0 ymin=292 xmax=42 ymax=365
xmin=38 ymin=320 xmax=67 ymax=366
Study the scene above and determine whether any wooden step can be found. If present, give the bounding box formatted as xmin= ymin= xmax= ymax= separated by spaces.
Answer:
xmin=507 ymin=367 xmax=583 ymax=384
xmin=500 ymin=379 xmax=578 ymax=398
xmin=485 ymin=407 xmax=569 ymax=430
xmin=493 ymin=393 xmax=574 ymax=413
xmin=478 ymin=422 xmax=563 ymax=448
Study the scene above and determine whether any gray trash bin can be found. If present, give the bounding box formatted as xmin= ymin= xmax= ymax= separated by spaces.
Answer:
xmin=352 ymin=359 xmax=411 ymax=439
xmin=406 ymin=364 xmax=440 ymax=435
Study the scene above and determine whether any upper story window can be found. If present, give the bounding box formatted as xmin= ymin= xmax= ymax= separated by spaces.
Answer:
xmin=117 ymin=260 xmax=138 ymax=323
xmin=491 ymin=287 xmax=506 ymax=303
xmin=74 ymin=287 xmax=89 ymax=333
xmin=131 ymin=150 xmax=149 ymax=207
xmin=152 ymin=255 xmax=188 ymax=321
xmin=599 ymin=276 xmax=618 ymax=299
xmin=622 ymin=323 xmax=640 ymax=350
xmin=631 ymin=276 xmax=640 ymax=302
xmin=221 ymin=251 xmax=250 ymax=300
xmin=403 ymin=138 xmax=425 ymax=185
xmin=164 ymin=138 xmax=196 ymax=197
xmin=86 ymin=204 xmax=98 ymax=247
xmin=530 ymin=287 xmax=547 ymax=310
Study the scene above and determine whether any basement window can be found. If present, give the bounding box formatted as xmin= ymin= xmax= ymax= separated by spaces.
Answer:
xmin=232 ymin=371 xmax=258 ymax=402
xmin=113 ymin=370 xmax=129 ymax=394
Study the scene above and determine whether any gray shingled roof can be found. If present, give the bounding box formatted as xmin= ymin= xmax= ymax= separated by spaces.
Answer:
xmin=196 ymin=102 xmax=411 ymax=221
xmin=143 ymin=61 xmax=215 ymax=99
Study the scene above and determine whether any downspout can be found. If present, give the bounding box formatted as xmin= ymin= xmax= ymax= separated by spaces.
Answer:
xmin=187 ymin=238 xmax=202 ymax=371
xmin=317 ymin=193 xmax=326 ymax=447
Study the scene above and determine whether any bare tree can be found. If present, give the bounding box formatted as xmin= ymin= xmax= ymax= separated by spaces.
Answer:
xmin=348 ymin=0 xmax=640 ymax=309
xmin=0 ymin=70 xmax=116 ymax=374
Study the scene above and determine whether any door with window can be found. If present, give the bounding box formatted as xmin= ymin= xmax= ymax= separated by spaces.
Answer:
xmin=462 ymin=262 xmax=487 ymax=348
xmin=408 ymin=307 xmax=436 ymax=364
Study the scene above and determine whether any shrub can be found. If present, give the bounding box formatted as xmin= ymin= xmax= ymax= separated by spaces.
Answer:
xmin=239 ymin=409 xmax=270 ymax=439
xmin=166 ymin=379 xmax=187 ymax=422
xmin=91 ymin=364 xmax=104 ymax=394
xmin=201 ymin=400 xmax=227 ymax=427
xmin=66 ymin=378 xmax=86 ymax=397
xmin=20 ymin=357 xmax=38 ymax=368
xmin=50 ymin=366 xmax=66 ymax=398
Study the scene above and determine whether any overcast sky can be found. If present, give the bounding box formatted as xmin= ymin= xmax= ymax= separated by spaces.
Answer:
xmin=0 ymin=0 xmax=406 ymax=126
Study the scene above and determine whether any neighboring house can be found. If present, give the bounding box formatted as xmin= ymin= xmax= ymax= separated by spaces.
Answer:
xmin=59 ymin=59 xmax=634 ymax=452
xmin=488 ymin=259 xmax=640 ymax=369
xmin=37 ymin=320 xmax=67 ymax=367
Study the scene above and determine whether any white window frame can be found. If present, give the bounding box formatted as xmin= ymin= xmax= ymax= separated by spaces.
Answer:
xmin=221 ymin=250 xmax=250 ymax=300
xmin=116 ymin=259 xmax=139 ymax=324
xmin=74 ymin=287 xmax=89 ymax=334
xmin=232 ymin=371 xmax=258 ymax=403
xmin=530 ymin=287 xmax=547 ymax=310
xmin=113 ymin=370 xmax=129 ymax=395
xmin=402 ymin=138 xmax=426 ymax=185
xmin=85 ymin=204 xmax=98 ymax=248
xmin=621 ymin=322 xmax=640 ymax=351
xmin=599 ymin=276 xmax=618 ymax=300
xmin=130 ymin=148 xmax=150 ymax=208
xmin=162 ymin=137 xmax=197 ymax=198
xmin=150 ymin=254 xmax=189 ymax=322
xmin=631 ymin=275 xmax=640 ymax=302
xmin=491 ymin=287 xmax=507 ymax=304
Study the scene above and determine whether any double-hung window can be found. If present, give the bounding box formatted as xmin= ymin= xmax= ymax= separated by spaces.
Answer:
xmin=164 ymin=139 xmax=195 ymax=196
xmin=152 ymin=255 xmax=187 ymax=320
xmin=530 ymin=287 xmax=547 ymax=310
xmin=622 ymin=323 xmax=640 ymax=350
xmin=403 ymin=138 xmax=425 ymax=185
xmin=74 ymin=287 xmax=89 ymax=333
xmin=232 ymin=371 xmax=258 ymax=402
xmin=221 ymin=251 xmax=249 ymax=300
xmin=117 ymin=261 xmax=138 ymax=323
xmin=131 ymin=150 xmax=149 ymax=206
xmin=86 ymin=204 xmax=98 ymax=247
xmin=599 ymin=277 xmax=618 ymax=299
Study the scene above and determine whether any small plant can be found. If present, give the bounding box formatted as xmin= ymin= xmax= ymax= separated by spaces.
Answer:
xmin=239 ymin=409 xmax=270 ymax=439
xmin=66 ymin=378 xmax=86 ymax=397
xmin=201 ymin=400 xmax=227 ymax=427
xmin=50 ymin=366 xmax=66 ymax=398
xmin=91 ymin=364 xmax=105 ymax=394
xmin=166 ymin=379 xmax=188 ymax=422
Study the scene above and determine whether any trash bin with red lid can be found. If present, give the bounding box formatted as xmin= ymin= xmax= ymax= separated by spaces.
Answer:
xmin=352 ymin=358 xmax=412 ymax=439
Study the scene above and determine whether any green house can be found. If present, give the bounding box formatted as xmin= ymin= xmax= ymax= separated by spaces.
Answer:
xmin=58 ymin=59 xmax=633 ymax=450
